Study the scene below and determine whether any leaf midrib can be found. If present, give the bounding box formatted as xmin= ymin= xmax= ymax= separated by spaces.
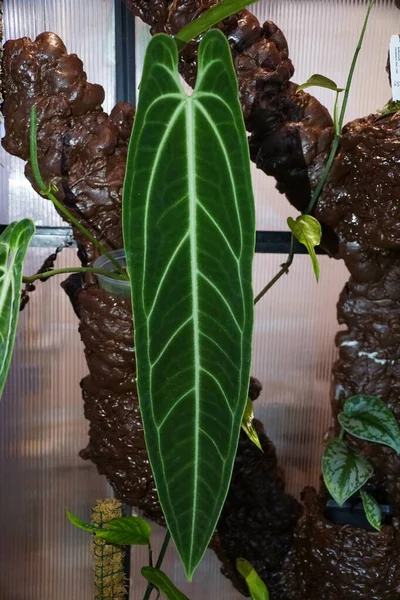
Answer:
xmin=186 ymin=97 xmax=200 ymax=569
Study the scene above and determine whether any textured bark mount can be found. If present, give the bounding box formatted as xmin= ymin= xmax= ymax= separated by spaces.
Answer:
xmin=124 ymin=0 xmax=334 ymax=214
xmin=1 ymin=32 xmax=132 ymax=264
xmin=279 ymin=488 xmax=400 ymax=600
xmin=315 ymin=113 xmax=400 ymax=509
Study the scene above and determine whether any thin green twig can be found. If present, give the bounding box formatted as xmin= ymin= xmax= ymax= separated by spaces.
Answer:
xmin=29 ymin=105 xmax=127 ymax=279
xmin=142 ymin=531 xmax=171 ymax=600
xmin=22 ymin=266 xmax=128 ymax=284
xmin=254 ymin=236 xmax=296 ymax=305
xmin=304 ymin=0 xmax=376 ymax=215
xmin=255 ymin=0 xmax=376 ymax=305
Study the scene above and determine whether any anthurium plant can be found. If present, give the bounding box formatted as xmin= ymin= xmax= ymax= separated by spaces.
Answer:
xmin=0 ymin=0 xmax=385 ymax=597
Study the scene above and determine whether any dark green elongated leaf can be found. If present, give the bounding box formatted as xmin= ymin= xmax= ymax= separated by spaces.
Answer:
xmin=360 ymin=489 xmax=382 ymax=531
xmin=141 ymin=567 xmax=190 ymax=600
xmin=67 ymin=511 xmax=151 ymax=545
xmin=123 ymin=29 xmax=255 ymax=579
xmin=241 ymin=398 xmax=263 ymax=452
xmin=287 ymin=215 xmax=321 ymax=281
xmin=297 ymin=74 xmax=344 ymax=93
xmin=322 ymin=438 xmax=373 ymax=506
xmin=175 ymin=0 xmax=260 ymax=47
xmin=339 ymin=395 xmax=400 ymax=453
xmin=0 ymin=219 xmax=35 ymax=399
xmin=236 ymin=559 xmax=269 ymax=600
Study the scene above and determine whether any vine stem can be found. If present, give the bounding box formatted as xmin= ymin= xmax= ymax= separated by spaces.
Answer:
xmin=29 ymin=105 xmax=127 ymax=279
xmin=254 ymin=237 xmax=296 ymax=305
xmin=304 ymin=0 xmax=375 ymax=215
xmin=142 ymin=531 xmax=171 ymax=600
xmin=22 ymin=266 xmax=127 ymax=284
xmin=255 ymin=0 xmax=376 ymax=304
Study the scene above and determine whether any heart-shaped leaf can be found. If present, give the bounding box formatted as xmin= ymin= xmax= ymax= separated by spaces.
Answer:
xmin=67 ymin=510 xmax=151 ymax=545
xmin=297 ymin=74 xmax=344 ymax=93
xmin=360 ymin=489 xmax=382 ymax=531
xmin=123 ymin=29 xmax=255 ymax=579
xmin=175 ymin=0 xmax=260 ymax=47
xmin=141 ymin=567 xmax=190 ymax=600
xmin=287 ymin=215 xmax=322 ymax=280
xmin=236 ymin=559 xmax=269 ymax=600
xmin=241 ymin=398 xmax=263 ymax=452
xmin=339 ymin=395 xmax=400 ymax=453
xmin=322 ymin=438 xmax=373 ymax=506
xmin=0 ymin=219 xmax=35 ymax=399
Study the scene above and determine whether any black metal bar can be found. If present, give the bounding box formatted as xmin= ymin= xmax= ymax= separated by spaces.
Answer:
xmin=115 ymin=0 xmax=136 ymax=105
xmin=255 ymin=231 xmax=327 ymax=255
xmin=0 ymin=225 xmax=328 ymax=254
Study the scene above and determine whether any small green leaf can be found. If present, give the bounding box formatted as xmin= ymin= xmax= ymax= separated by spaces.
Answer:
xmin=0 ymin=219 xmax=35 ymax=399
xmin=297 ymin=74 xmax=344 ymax=93
xmin=236 ymin=559 xmax=269 ymax=600
xmin=339 ymin=395 xmax=400 ymax=454
xmin=97 ymin=516 xmax=151 ymax=546
xmin=175 ymin=0 xmax=260 ymax=47
xmin=287 ymin=215 xmax=322 ymax=281
xmin=241 ymin=398 xmax=263 ymax=452
xmin=322 ymin=438 xmax=373 ymax=506
xmin=66 ymin=510 xmax=97 ymax=534
xmin=67 ymin=511 xmax=151 ymax=545
xmin=360 ymin=489 xmax=382 ymax=531
xmin=141 ymin=567 xmax=190 ymax=600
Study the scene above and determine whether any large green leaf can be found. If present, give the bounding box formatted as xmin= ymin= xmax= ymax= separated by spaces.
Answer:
xmin=339 ymin=395 xmax=400 ymax=453
xmin=322 ymin=438 xmax=373 ymax=506
xmin=0 ymin=219 xmax=35 ymax=399
xmin=123 ymin=29 xmax=255 ymax=578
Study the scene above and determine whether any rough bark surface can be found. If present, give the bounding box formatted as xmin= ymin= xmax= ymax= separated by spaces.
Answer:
xmin=3 ymin=2 xmax=400 ymax=598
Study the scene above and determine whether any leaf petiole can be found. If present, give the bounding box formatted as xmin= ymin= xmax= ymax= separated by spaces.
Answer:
xmin=22 ymin=266 xmax=128 ymax=285
xmin=29 ymin=105 xmax=126 ymax=278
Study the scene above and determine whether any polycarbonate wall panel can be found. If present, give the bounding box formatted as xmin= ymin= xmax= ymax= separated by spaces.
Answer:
xmin=252 ymin=254 xmax=348 ymax=495
xmin=0 ymin=248 xmax=111 ymax=600
xmin=0 ymin=0 xmax=116 ymax=224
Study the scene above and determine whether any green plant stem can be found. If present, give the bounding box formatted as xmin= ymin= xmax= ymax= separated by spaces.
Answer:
xmin=142 ymin=531 xmax=171 ymax=600
xmin=29 ymin=105 xmax=126 ymax=278
xmin=304 ymin=0 xmax=375 ymax=215
xmin=22 ymin=266 xmax=128 ymax=284
xmin=254 ymin=236 xmax=296 ymax=305
xmin=339 ymin=427 xmax=345 ymax=441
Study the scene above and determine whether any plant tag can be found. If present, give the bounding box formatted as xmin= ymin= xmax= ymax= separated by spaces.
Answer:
xmin=390 ymin=35 xmax=400 ymax=101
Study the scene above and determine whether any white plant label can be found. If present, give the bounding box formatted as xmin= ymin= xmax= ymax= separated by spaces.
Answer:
xmin=390 ymin=35 xmax=400 ymax=101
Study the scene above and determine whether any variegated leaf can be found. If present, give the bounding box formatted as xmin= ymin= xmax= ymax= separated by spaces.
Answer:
xmin=339 ymin=395 xmax=400 ymax=453
xmin=322 ymin=438 xmax=373 ymax=506
xmin=360 ymin=489 xmax=382 ymax=531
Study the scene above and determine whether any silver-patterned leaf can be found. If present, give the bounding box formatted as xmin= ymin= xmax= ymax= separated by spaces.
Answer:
xmin=322 ymin=438 xmax=373 ymax=506
xmin=0 ymin=219 xmax=35 ymax=399
xmin=339 ymin=395 xmax=400 ymax=453
xmin=360 ymin=489 xmax=382 ymax=531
